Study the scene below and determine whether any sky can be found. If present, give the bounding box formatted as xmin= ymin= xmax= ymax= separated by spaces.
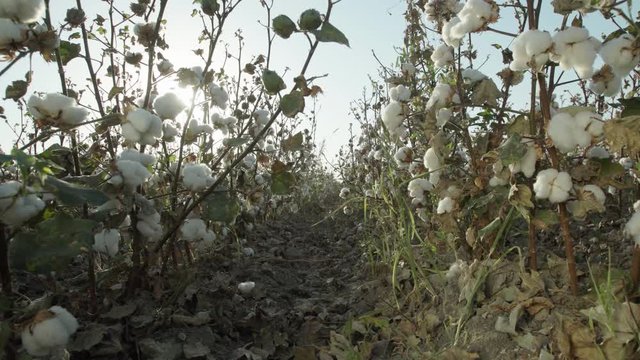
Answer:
xmin=0 ymin=0 xmax=407 ymax=162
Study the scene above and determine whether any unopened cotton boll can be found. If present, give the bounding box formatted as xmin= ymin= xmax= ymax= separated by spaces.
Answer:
xmin=510 ymin=30 xmax=552 ymax=72
xmin=437 ymin=196 xmax=455 ymax=214
xmin=389 ymin=84 xmax=411 ymax=102
xmin=153 ymin=92 xmax=186 ymax=119
xmin=550 ymin=27 xmax=600 ymax=79
xmin=182 ymin=163 xmax=214 ymax=192
xmin=238 ymin=281 xmax=255 ymax=295
xmin=382 ymin=101 xmax=404 ymax=133
xmin=431 ymin=43 xmax=454 ymax=68
xmin=209 ymin=82 xmax=228 ymax=109
xmin=20 ymin=306 xmax=78 ymax=357
xmin=93 ymin=229 xmax=121 ymax=257
xmin=0 ymin=0 xmax=45 ymax=23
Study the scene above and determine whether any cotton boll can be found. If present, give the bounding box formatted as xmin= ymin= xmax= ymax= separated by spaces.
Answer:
xmin=582 ymin=184 xmax=605 ymax=206
xmin=590 ymin=65 xmax=621 ymax=97
xmin=0 ymin=0 xmax=45 ymax=23
xmin=157 ymin=59 xmax=174 ymax=75
xmin=446 ymin=260 xmax=466 ymax=281
xmin=20 ymin=306 xmax=79 ymax=357
xmin=456 ymin=0 xmax=499 ymax=33
xmin=381 ymin=101 xmax=404 ymax=133
xmin=442 ymin=17 xmax=464 ymax=47
xmin=48 ymin=306 xmax=79 ymax=335
xmin=28 ymin=93 xmax=87 ymax=127
xmin=462 ymin=68 xmax=486 ymax=84
xmin=424 ymin=148 xmax=442 ymax=185
xmin=0 ymin=181 xmax=21 ymax=211
xmin=394 ymin=146 xmax=413 ymax=168
xmin=209 ymin=82 xmax=228 ymax=109
xmin=116 ymin=159 xmax=151 ymax=188
xmin=1 ymin=194 xmax=45 ymax=227
xmin=408 ymin=178 xmax=433 ymax=203
xmin=119 ymin=148 xmax=156 ymax=166
xmin=634 ymin=200 xmax=640 ymax=213
xmin=624 ymin=211 xmax=640 ymax=246
xmin=0 ymin=18 xmax=27 ymax=49
xmin=153 ymin=92 xmax=186 ymax=119
xmin=93 ymin=229 xmax=121 ymax=257
xmin=599 ymin=34 xmax=640 ymax=77
xmin=162 ymin=122 xmax=179 ymax=141
xmin=510 ymin=30 xmax=552 ymax=72
xmin=431 ymin=43 xmax=454 ymax=68
xmin=509 ymin=141 xmax=537 ymax=178
xmin=437 ymin=197 xmax=455 ymax=214
xmin=137 ymin=210 xmax=162 ymax=240
xmin=123 ymin=109 xmax=162 ymax=145
xmin=181 ymin=218 xmax=208 ymax=241
xmin=551 ymin=27 xmax=599 ymax=79
xmin=401 ymin=62 xmax=416 ymax=76
xmin=436 ymin=108 xmax=453 ymax=127
xmin=548 ymin=171 xmax=572 ymax=203
xmin=389 ymin=84 xmax=411 ymax=102
xmin=426 ymin=83 xmax=458 ymax=110
xmin=533 ymin=168 xmax=557 ymax=200
xmin=548 ymin=113 xmax=578 ymax=153
xmin=182 ymin=163 xmax=214 ymax=192
xmin=238 ymin=281 xmax=255 ymax=295
xmin=185 ymin=119 xmax=213 ymax=141
xmin=253 ymin=109 xmax=270 ymax=125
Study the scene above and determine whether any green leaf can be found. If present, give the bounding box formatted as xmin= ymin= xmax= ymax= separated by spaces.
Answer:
xmin=223 ymin=137 xmax=251 ymax=147
xmin=107 ymin=86 xmax=124 ymax=100
xmin=44 ymin=176 xmax=110 ymax=206
xmin=58 ymin=41 xmax=81 ymax=66
xmin=5 ymin=80 xmax=29 ymax=101
xmin=619 ymin=97 xmax=640 ymax=117
xmin=531 ymin=210 xmax=559 ymax=230
xmin=478 ymin=217 xmax=501 ymax=239
xmin=498 ymin=134 xmax=527 ymax=165
xmin=202 ymin=190 xmax=241 ymax=224
xmin=271 ymin=171 xmax=296 ymax=195
xmin=312 ymin=21 xmax=350 ymax=47
xmin=11 ymin=214 xmax=96 ymax=273
xmin=281 ymin=132 xmax=304 ymax=152
xmin=280 ymin=91 xmax=305 ymax=118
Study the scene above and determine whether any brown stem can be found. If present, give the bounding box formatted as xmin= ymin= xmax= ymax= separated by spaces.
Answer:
xmin=631 ymin=246 xmax=640 ymax=293
xmin=0 ymin=224 xmax=11 ymax=295
xmin=142 ymin=0 xmax=169 ymax=109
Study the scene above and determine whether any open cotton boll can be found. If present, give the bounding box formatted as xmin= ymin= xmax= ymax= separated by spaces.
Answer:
xmin=1 ymin=194 xmax=45 ymax=227
xmin=509 ymin=140 xmax=537 ymax=178
xmin=534 ymin=168 xmax=572 ymax=203
xmin=599 ymin=34 xmax=640 ymax=77
xmin=587 ymin=146 xmax=609 ymax=159
xmin=389 ymin=84 xmax=411 ymax=102
xmin=457 ymin=0 xmax=498 ymax=32
xmin=209 ymin=82 xmax=228 ymax=109
xmin=624 ymin=211 xmax=640 ymax=246
xmin=123 ymin=108 xmax=162 ymax=145
xmin=238 ymin=281 xmax=255 ymax=295
xmin=20 ymin=306 xmax=79 ymax=357
xmin=116 ymin=160 xmax=151 ymax=188
xmin=582 ymin=184 xmax=606 ymax=206
xmin=182 ymin=163 xmax=214 ymax=192
xmin=423 ymin=148 xmax=442 ymax=185
xmin=634 ymin=200 xmax=640 ymax=213
xmin=394 ymin=146 xmax=413 ymax=168
xmin=381 ymin=101 xmax=404 ymax=133
xmin=401 ymin=62 xmax=416 ymax=76
xmin=426 ymin=83 xmax=459 ymax=110
xmin=162 ymin=122 xmax=179 ymax=141
xmin=533 ymin=168 xmax=558 ymax=200
xmin=431 ymin=43 xmax=454 ymax=68
xmin=589 ymin=65 xmax=621 ymax=97
xmin=437 ymin=197 xmax=455 ymax=214
xmin=550 ymin=27 xmax=599 ymax=79
xmin=153 ymin=92 xmax=186 ymax=119
xmin=575 ymin=111 xmax=603 ymax=137
xmin=436 ymin=108 xmax=453 ymax=128
xmin=445 ymin=259 xmax=466 ymax=281
xmin=0 ymin=18 xmax=27 ymax=49
xmin=119 ymin=148 xmax=156 ymax=166
xmin=547 ymin=112 xmax=596 ymax=153
xmin=442 ymin=17 xmax=464 ymax=47
xmin=137 ymin=210 xmax=162 ymax=240
xmin=462 ymin=68 xmax=486 ymax=84
xmin=0 ymin=181 xmax=22 ymax=211
xmin=157 ymin=59 xmax=174 ymax=75
xmin=28 ymin=93 xmax=88 ymax=126
xmin=0 ymin=0 xmax=45 ymax=23
xmin=408 ymin=178 xmax=433 ymax=203
xmin=510 ymin=30 xmax=552 ymax=72
xmin=93 ymin=229 xmax=120 ymax=257
xmin=180 ymin=218 xmax=208 ymax=241
xmin=253 ymin=109 xmax=270 ymax=125
xmin=185 ymin=119 xmax=213 ymax=142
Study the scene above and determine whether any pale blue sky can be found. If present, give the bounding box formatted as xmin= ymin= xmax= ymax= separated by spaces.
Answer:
xmin=0 ymin=0 xmax=407 ymax=161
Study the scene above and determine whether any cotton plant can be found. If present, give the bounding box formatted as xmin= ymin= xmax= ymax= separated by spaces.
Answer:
xmin=182 ymin=163 xmax=215 ymax=192
xmin=533 ymin=168 xmax=573 ymax=203
xmin=0 ymin=181 xmax=45 ymax=227
xmin=431 ymin=43 xmax=454 ymax=68
xmin=509 ymin=30 xmax=553 ymax=72
xmin=27 ymin=93 xmax=89 ymax=127
xmin=549 ymin=27 xmax=600 ymax=79
xmin=547 ymin=111 xmax=603 ymax=153
xmin=93 ymin=229 xmax=121 ymax=257
xmin=153 ymin=92 xmax=186 ymax=120
xmin=121 ymin=108 xmax=162 ymax=145
xmin=20 ymin=306 xmax=79 ymax=357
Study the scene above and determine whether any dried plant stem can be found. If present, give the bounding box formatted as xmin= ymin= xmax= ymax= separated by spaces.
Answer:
xmin=631 ymin=246 xmax=640 ymax=293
